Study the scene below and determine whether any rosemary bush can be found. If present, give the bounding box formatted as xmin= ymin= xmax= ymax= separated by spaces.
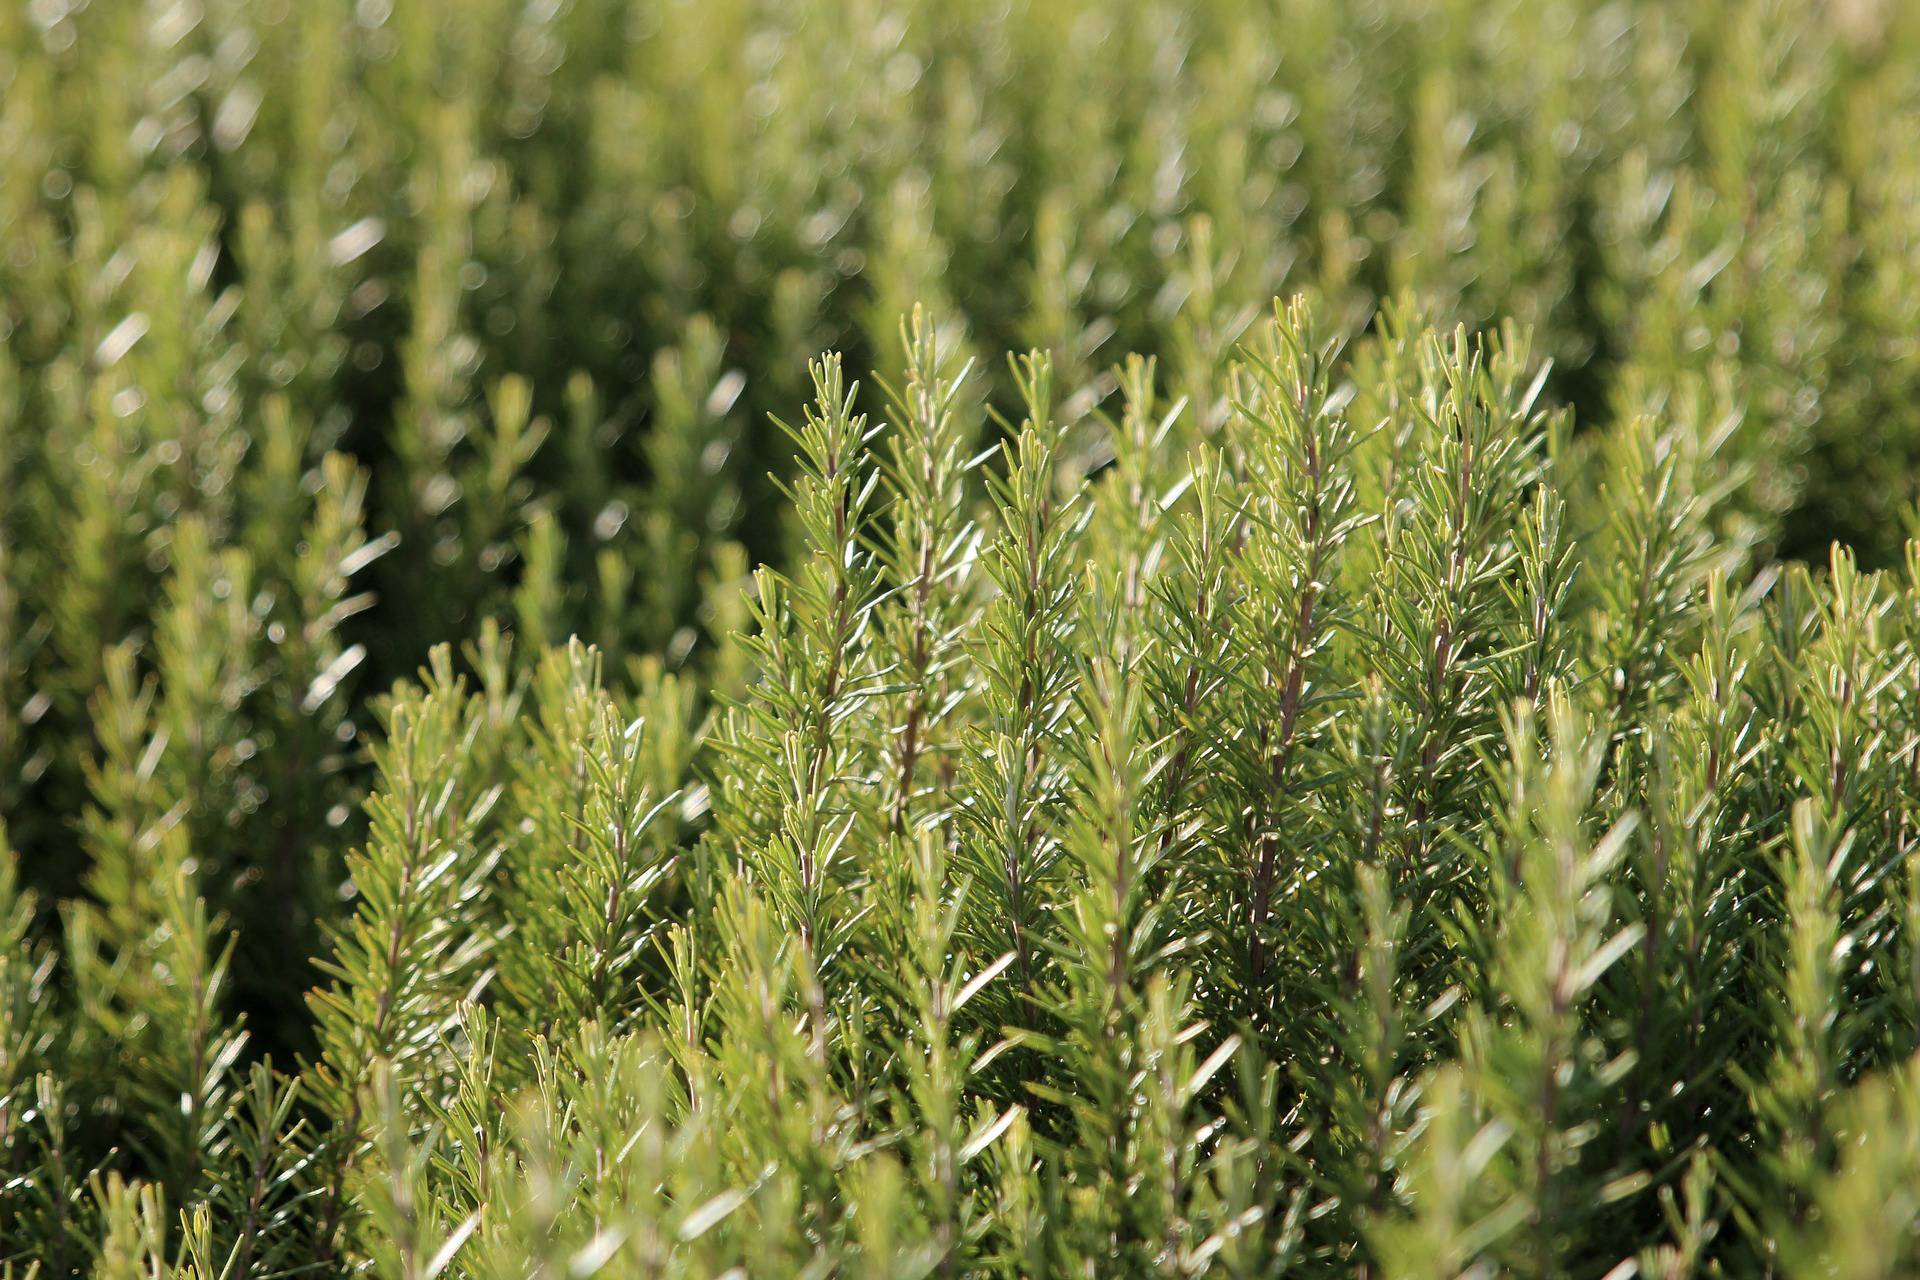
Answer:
xmin=5 ymin=0 xmax=1920 ymax=1275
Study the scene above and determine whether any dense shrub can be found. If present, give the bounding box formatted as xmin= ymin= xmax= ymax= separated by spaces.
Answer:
xmin=4 ymin=0 xmax=1920 ymax=1275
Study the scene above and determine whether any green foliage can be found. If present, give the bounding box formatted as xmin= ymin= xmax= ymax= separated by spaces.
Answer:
xmin=7 ymin=0 xmax=1920 ymax=1275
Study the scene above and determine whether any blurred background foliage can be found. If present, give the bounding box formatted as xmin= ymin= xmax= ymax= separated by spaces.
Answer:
xmin=8 ymin=0 xmax=1920 ymax=1052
